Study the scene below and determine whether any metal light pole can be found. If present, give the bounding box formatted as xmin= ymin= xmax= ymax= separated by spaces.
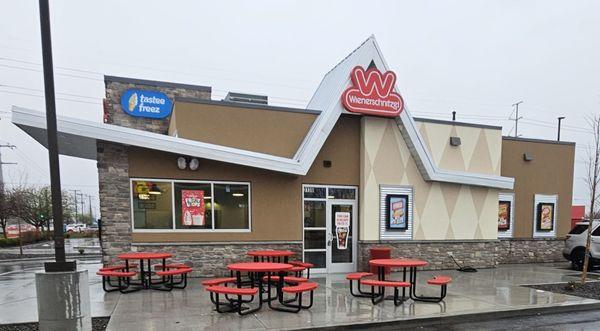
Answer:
xmin=36 ymin=3 xmax=91 ymax=329
xmin=557 ymin=116 xmax=565 ymax=141
xmin=39 ymin=0 xmax=75 ymax=272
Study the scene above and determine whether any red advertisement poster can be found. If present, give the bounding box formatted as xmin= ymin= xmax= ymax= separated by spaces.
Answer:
xmin=181 ymin=190 xmax=205 ymax=226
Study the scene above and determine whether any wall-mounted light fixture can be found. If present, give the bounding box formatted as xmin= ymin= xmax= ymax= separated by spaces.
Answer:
xmin=189 ymin=158 xmax=200 ymax=171
xmin=449 ymin=137 xmax=461 ymax=146
xmin=176 ymin=156 xmax=200 ymax=170
xmin=523 ymin=153 xmax=533 ymax=161
xmin=148 ymin=183 xmax=162 ymax=195
xmin=177 ymin=157 xmax=187 ymax=170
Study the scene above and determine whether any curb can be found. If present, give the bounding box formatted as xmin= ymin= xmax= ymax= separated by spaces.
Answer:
xmin=0 ymin=254 xmax=101 ymax=263
xmin=305 ymin=301 xmax=600 ymax=330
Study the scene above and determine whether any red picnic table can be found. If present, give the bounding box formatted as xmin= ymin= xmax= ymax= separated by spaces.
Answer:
xmin=369 ymin=258 xmax=436 ymax=302
xmin=247 ymin=250 xmax=295 ymax=263
xmin=118 ymin=252 xmax=172 ymax=289
xmin=227 ymin=262 xmax=294 ymax=314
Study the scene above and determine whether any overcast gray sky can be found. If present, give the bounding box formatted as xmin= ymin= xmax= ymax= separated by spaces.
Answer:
xmin=1 ymin=0 xmax=599 ymax=216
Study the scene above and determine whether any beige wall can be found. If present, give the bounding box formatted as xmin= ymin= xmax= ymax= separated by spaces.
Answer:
xmin=416 ymin=120 xmax=502 ymax=176
xmin=361 ymin=117 xmax=500 ymax=240
xmin=501 ymin=137 xmax=575 ymax=238
xmin=169 ymin=101 xmax=317 ymax=158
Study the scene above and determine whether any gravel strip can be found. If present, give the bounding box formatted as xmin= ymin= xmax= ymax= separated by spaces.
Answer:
xmin=526 ymin=281 xmax=600 ymax=300
xmin=0 ymin=317 xmax=109 ymax=331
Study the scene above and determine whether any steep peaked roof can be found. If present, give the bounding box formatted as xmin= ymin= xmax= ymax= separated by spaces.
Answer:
xmin=295 ymin=35 xmax=514 ymax=189
xmin=11 ymin=35 xmax=513 ymax=189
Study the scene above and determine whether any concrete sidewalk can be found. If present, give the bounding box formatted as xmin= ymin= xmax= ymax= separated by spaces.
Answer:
xmin=0 ymin=258 xmax=116 ymax=325
xmin=105 ymin=263 xmax=599 ymax=330
xmin=1 ymin=262 xmax=597 ymax=329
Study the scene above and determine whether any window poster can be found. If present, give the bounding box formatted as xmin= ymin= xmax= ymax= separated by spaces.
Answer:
xmin=335 ymin=212 xmax=350 ymax=250
xmin=498 ymin=201 xmax=511 ymax=231
xmin=536 ymin=202 xmax=554 ymax=231
xmin=386 ymin=194 xmax=409 ymax=230
xmin=181 ymin=190 xmax=205 ymax=226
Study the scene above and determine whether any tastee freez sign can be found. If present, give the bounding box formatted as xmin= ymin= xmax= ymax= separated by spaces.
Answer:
xmin=120 ymin=89 xmax=173 ymax=119
xmin=341 ymin=66 xmax=404 ymax=117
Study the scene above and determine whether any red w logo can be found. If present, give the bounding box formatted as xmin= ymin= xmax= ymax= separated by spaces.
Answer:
xmin=353 ymin=67 xmax=396 ymax=98
xmin=341 ymin=66 xmax=404 ymax=117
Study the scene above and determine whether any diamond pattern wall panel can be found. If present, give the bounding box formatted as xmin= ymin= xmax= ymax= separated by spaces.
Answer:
xmin=361 ymin=117 xmax=500 ymax=240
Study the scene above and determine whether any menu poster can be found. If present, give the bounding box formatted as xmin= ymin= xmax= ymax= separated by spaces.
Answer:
xmin=386 ymin=194 xmax=409 ymax=231
xmin=498 ymin=201 xmax=511 ymax=231
xmin=536 ymin=202 xmax=555 ymax=231
xmin=181 ymin=190 xmax=205 ymax=226
xmin=335 ymin=212 xmax=350 ymax=250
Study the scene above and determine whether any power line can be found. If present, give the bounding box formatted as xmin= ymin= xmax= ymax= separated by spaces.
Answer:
xmin=0 ymin=83 xmax=102 ymax=100
xmin=0 ymin=57 xmax=104 ymax=76
xmin=0 ymin=63 xmax=103 ymax=82
xmin=0 ymin=90 xmax=101 ymax=105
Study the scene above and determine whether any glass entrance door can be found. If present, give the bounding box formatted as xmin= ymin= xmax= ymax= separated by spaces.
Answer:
xmin=303 ymin=185 xmax=357 ymax=274
xmin=327 ymin=202 xmax=356 ymax=273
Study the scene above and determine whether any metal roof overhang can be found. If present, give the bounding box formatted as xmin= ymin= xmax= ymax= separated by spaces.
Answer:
xmin=11 ymin=106 xmax=305 ymax=175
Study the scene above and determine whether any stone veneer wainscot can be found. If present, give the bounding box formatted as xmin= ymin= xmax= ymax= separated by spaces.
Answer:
xmin=358 ymin=238 xmax=565 ymax=271
xmin=99 ymin=77 xmax=210 ymax=265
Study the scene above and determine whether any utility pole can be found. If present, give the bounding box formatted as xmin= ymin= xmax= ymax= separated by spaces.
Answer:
xmin=72 ymin=189 xmax=79 ymax=223
xmin=88 ymin=195 xmax=93 ymax=220
xmin=512 ymin=101 xmax=523 ymax=137
xmin=0 ymin=144 xmax=17 ymax=186
xmin=39 ymin=0 xmax=74 ymax=272
xmin=558 ymin=116 xmax=565 ymax=141
xmin=77 ymin=192 xmax=85 ymax=223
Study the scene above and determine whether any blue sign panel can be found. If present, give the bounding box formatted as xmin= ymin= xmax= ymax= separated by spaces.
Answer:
xmin=120 ymin=89 xmax=172 ymax=119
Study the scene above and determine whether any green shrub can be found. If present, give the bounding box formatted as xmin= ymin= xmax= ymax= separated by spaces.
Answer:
xmin=0 ymin=238 xmax=19 ymax=247
xmin=67 ymin=231 xmax=98 ymax=239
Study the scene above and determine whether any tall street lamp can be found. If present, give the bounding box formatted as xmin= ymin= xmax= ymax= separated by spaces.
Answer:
xmin=36 ymin=0 xmax=91 ymax=329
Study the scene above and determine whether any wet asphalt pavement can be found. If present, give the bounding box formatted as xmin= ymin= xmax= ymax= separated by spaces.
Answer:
xmin=409 ymin=310 xmax=600 ymax=330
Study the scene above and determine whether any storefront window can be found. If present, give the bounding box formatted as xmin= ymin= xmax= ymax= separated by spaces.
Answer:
xmin=174 ymin=183 xmax=212 ymax=229
xmin=131 ymin=179 xmax=250 ymax=231
xmin=327 ymin=188 xmax=356 ymax=199
xmin=304 ymin=186 xmax=326 ymax=199
xmin=213 ymin=184 xmax=250 ymax=229
xmin=131 ymin=181 xmax=173 ymax=229
xmin=304 ymin=201 xmax=326 ymax=227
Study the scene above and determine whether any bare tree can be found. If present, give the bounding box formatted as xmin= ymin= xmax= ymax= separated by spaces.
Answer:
xmin=582 ymin=115 xmax=600 ymax=284
xmin=0 ymin=182 xmax=12 ymax=238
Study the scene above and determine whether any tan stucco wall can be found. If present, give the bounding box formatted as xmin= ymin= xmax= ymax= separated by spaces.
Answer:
xmin=501 ymin=138 xmax=575 ymax=238
xmin=128 ymin=115 xmax=359 ymax=243
xmin=303 ymin=115 xmax=361 ymax=185
xmin=129 ymin=147 xmax=303 ymax=243
xmin=361 ymin=117 xmax=499 ymax=241
xmin=416 ymin=121 xmax=502 ymax=176
xmin=169 ymin=101 xmax=317 ymax=158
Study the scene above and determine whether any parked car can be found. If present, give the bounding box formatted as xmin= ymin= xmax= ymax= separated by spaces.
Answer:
xmin=563 ymin=221 xmax=600 ymax=270
xmin=66 ymin=223 xmax=87 ymax=233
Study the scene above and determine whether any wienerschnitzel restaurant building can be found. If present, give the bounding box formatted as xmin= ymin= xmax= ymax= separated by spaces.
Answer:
xmin=12 ymin=36 xmax=575 ymax=275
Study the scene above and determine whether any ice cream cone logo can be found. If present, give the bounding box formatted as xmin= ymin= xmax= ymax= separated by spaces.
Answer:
xmin=128 ymin=93 xmax=138 ymax=112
